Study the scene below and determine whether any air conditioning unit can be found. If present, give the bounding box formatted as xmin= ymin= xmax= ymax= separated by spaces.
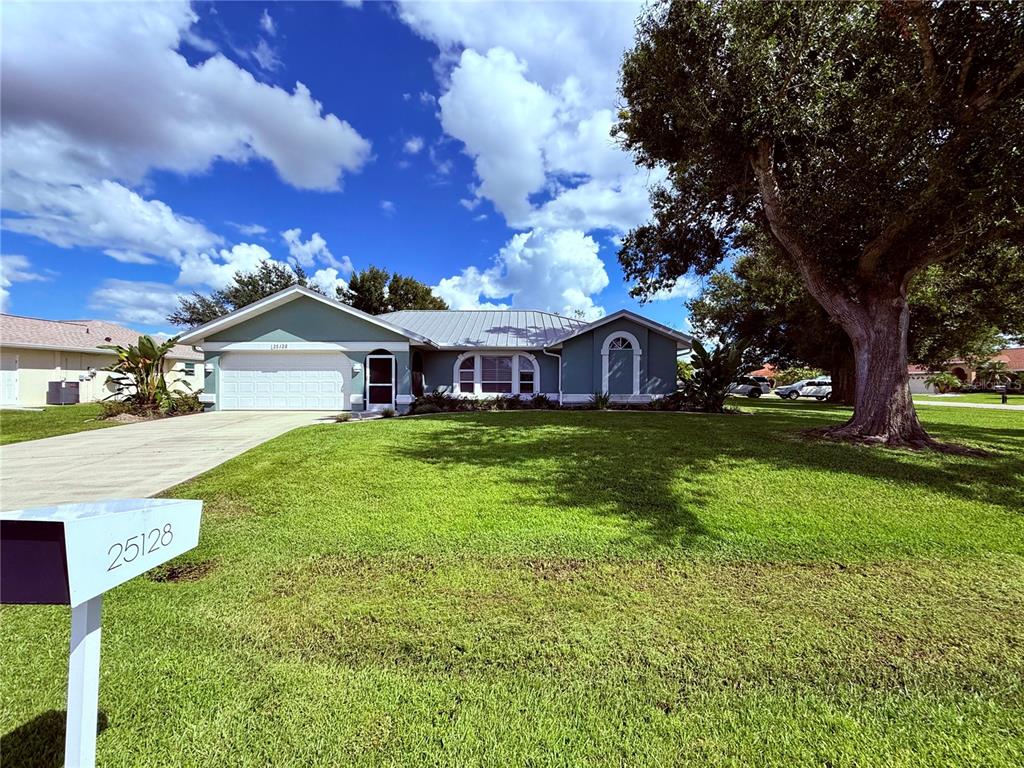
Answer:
xmin=46 ymin=381 xmax=80 ymax=405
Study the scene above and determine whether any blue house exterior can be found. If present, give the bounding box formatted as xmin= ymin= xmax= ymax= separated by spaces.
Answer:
xmin=177 ymin=286 xmax=692 ymax=412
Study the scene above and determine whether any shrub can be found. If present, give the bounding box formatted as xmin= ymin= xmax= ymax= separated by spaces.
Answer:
xmin=410 ymin=389 xmax=463 ymax=413
xmin=411 ymin=404 xmax=442 ymax=415
xmin=589 ymin=392 xmax=611 ymax=409
xmin=166 ymin=391 xmax=204 ymax=415
xmin=924 ymin=371 xmax=962 ymax=394
xmin=529 ymin=393 xmax=557 ymax=409
xmin=688 ymin=338 xmax=749 ymax=412
xmin=99 ymin=400 xmax=135 ymax=420
xmin=332 ymin=412 xmax=352 ymax=423
xmin=380 ymin=407 xmax=396 ymax=418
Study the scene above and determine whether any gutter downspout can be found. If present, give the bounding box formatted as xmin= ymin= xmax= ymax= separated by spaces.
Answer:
xmin=542 ymin=348 xmax=562 ymax=405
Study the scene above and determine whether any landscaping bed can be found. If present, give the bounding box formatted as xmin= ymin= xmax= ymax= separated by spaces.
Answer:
xmin=2 ymin=403 xmax=1022 ymax=765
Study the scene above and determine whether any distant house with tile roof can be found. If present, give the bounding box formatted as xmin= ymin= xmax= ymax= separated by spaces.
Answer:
xmin=0 ymin=315 xmax=202 ymax=407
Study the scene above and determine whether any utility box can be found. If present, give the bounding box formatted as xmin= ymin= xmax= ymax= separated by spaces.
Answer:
xmin=46 ymin=380 xmax=80 ymax=405
xmin=1 ymin=499 xmax=203 ymax=768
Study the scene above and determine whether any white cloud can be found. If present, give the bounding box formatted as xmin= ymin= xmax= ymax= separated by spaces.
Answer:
xmin=89 ymin=279 xmax=183 ymax=326
xmin=398 ymin=1 xmax=641 ymax=111
xmin=281 ymin=228 xmax=349 ymax=272
xmin=104 ymin=250 xmax=159 ymax=265
xmin=403 ymin=136 xmax=425 ymax=155
xmin=1 ymin=178 xmax=222 ymax=263
xmin=380 ymin=200 xmax=396 ymax=216
xmin=260 ymin=8 xmax=276 ymax=36
xmin=309 ymin=267 xmax=348 ymax=296
xmin=228 ymin=222 xmax=268 ymax=237
xmin=649 ymin=277 xmax=701 ymax=302
xmin=434 ymin=229 xmax=607 ymax=319
xmin=400 ymin=2 xmax=658 ymax=236
xmin=250 ymin=38 xmax=282 ymax=72
xmin=177 ymin=243 xmax=274 ymax=289
xmin=1 ymin=1 xmax=370 ymax=262
xmin=439 ymin=48 xmax=557 ymax=223
xmin=0 ymin=254 xmax=49 ymax=312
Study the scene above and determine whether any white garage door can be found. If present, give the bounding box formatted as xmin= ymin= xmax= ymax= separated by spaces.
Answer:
xmin=220 ymin=352 xmax=344 ymax=410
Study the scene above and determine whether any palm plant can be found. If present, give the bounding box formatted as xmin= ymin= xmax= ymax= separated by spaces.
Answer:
xmin=974 ymin=360 xmax=1009 ymax=388
xmin=687 ymin=338 xmax=750 ymax=412
xmin=101 ymin=335 xmax=190 ymax=413
xmin=924 ymin=371 xmax=961 ymax=394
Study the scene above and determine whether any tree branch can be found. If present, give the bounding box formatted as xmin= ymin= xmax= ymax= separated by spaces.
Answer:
xmin=906 ymin=1 xmax=939 ymax=98
xmin=749 ymin=138 xmax=863 ymax=328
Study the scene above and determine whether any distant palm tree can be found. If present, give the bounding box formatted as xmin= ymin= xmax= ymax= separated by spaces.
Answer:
xmin=975 ymin=360 xmax=1010 ymax=387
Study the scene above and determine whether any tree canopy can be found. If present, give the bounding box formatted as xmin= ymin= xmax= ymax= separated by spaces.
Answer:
xmin=338 ymin=266 xmax=448 ymax=314
xmin=689 ymin=239 xmax=1024 ymax=400
xmin=169 ymin=261 xmax=323 ymax=328
xmin=616 ymin=0 xmax=1023 ymax=448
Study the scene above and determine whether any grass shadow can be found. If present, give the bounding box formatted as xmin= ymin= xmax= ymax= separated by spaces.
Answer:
xmin=393 ymin=412 xmax=714 ymax=550
xmin=394 ymin=408 xmax=1024 ymax=550
xmin=1 ymin=709 xmax=109 ymax=768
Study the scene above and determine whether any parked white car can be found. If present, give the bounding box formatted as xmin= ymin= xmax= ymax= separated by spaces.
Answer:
xmin=774 ymin=379 xmax=815 ymax=400
xmin=728 ymin=375 xmax=773 ymax=398
xmin=800 ymin=379 xmax=833 ymax=401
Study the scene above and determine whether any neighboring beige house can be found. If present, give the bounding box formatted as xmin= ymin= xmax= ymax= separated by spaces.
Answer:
xmin=0 ymin=315 xmax=203 ymax=407
xmin=909 ymin=347 xmax=1024 ymax=394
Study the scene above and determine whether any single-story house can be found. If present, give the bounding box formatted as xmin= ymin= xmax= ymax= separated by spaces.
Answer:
xmin=0 ymin=315 xmax=203 ymax=407
xmin=909 ymin=347 xmax=1024 ymax=394
xmin=177 ymin=285 xmax=693 ymax=412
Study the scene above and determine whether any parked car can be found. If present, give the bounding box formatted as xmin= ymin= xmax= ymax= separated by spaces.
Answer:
xmin=774 ymin=379 xmax=815 ymax=400
xmin=800 ymin=379 xmax=833 ymax=401
xmin=728 ymin=375 xmax=773 ymax=398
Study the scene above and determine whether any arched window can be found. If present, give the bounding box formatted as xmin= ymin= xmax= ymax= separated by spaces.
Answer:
xmin=454 ymin=352 xmax=539 ymax=396
xmin=458 ymin=356 xmax=475 ymax=393
xmin=608 ymin=337 xmax=632 ymax=350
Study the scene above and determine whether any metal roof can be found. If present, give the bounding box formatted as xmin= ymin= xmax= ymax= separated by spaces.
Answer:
xmin=380 ymin=310 xmax=586 ymax=349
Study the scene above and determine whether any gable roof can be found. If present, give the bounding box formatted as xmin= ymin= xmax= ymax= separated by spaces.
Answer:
xmin=176 ymin=285 xmax=436 ymax=346
xmin=0 ymin=315 xmax=201 ymax=360
xmin=549 ymin=309 xmax=694 ymax=349
xmin=380 ymin=310 xmax=586 ymax=349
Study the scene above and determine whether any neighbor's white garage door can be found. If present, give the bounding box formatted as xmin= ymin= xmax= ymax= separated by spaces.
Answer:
xmin=219 ymin=352 xmax=344 ymax=410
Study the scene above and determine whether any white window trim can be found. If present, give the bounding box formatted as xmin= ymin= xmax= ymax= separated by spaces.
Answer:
xmin=601 ymin=331 xmax=642 ymax=396
xmin=452 ymin=351 xmax=539 ymax=397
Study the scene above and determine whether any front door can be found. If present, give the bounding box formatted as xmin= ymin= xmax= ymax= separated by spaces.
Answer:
xmin=366 ymin=354 xmax=395 ymax=411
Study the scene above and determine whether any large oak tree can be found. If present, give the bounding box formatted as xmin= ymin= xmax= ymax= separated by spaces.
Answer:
xmin=616 ymin=1 xmax=1023 ymax=447
xmin=689 ymin=239 xmax=1024 ymax=403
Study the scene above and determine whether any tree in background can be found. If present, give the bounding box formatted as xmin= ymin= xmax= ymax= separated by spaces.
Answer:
xmin=689 ymin=240 xmax=1024 ymax=404
xmin=169 ymin=261 xmax=323 ymax=327
xmin=338 ymin=266 xmax=448 ymax=314
xmin=616 ymin=1 xmax=1023 ymax=448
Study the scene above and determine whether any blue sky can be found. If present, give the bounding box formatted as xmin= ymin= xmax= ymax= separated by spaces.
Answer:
xmin=1 ymin=1 xmax=699 ymax=334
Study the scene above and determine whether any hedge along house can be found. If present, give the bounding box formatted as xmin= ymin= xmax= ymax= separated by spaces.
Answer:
xmin=177 ymin=285 xmax=693 ymax=412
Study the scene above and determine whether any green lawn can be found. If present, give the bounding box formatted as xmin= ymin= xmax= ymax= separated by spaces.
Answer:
xmin=2 ymin=403 xmax=1022 ymax=766
xmin=0 ymin=403 xmax=117 ymax=445
xmin=915 ymin=392 xmax=1024 ymax=405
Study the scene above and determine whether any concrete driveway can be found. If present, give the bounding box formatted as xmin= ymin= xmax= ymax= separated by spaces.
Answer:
xmin=0 ymin=411 xmax=327 ymax=510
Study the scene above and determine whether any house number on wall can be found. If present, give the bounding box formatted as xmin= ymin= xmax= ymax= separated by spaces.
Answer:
xmin=270 ymin=343 xmax=289 ymax=350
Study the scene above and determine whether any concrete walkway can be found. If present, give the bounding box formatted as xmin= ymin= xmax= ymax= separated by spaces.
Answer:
xmin=0 ymin=411 xmax=327 ymax=510
xmin=914 ymin=400 xmax=1024 ymax=411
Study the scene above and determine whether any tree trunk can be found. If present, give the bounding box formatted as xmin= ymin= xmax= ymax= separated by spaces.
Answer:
xmin=823 ymin=289 xmax=933 ymax=447
xmin=829 ymin=339 xmax=856 ymax=406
